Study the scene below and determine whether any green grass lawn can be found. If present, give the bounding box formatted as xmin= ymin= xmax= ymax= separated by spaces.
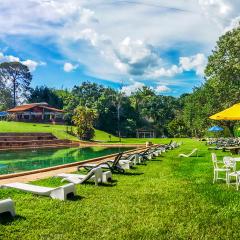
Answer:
xmin=0 ymin=121 xmax=79 ymax=141
xmin=1 ymin=138 xmax=240 ymax=239
xmin=0 ymin=121 xmax=117 ymax=142
xmin=0 ymin=121 xmax=176 ymax=144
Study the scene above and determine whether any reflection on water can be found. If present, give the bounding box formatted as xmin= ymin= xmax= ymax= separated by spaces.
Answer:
xmin=0 ymin=147 xmax=133 ymax=174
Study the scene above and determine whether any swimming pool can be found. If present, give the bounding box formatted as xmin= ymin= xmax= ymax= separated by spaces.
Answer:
xmin=0 ymin=146 xmax=134 ymax=175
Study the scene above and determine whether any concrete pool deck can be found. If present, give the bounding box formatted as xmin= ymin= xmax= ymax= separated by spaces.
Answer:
xmin=0 ymin=146 xmax=148 ymax=184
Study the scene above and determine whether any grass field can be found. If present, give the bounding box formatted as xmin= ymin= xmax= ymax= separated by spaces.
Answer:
xmin=0 ymin=121 xmax=173 ymax=144
xmin=1 ymin=138 xmax=240 ymax=239
xmin=0 ymin=121 xmax=118 ymax=142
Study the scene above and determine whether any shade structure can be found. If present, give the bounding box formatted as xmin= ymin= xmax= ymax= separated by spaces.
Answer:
xmin=0 ymin=112 xmax=7 ymax=117
xmin=209 ymin=103 xmax=240 ymax=120
xmin=208 ymin=126 xmax=223 ymax=132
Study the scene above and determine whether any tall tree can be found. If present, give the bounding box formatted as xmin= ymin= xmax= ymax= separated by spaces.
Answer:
xmin=72 ymin=81 xmax=104 ymax=108
xmin=0 ymin=79 xmax=12 ymax=110
xmin=0 ymin=62 xmax=32 ymax=107
xmin=28 ymin=86 xmax=63 ymax=109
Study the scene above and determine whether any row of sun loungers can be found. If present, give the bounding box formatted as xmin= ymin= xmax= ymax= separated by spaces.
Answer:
xmin=207 ymin=137 xmax=240 ymax=148
xmin=0 ymin=141 xmax=181 ymax=218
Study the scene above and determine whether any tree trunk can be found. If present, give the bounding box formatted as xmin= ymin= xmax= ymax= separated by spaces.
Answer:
xmin=13 ymin=78 xmax=16 ymax=107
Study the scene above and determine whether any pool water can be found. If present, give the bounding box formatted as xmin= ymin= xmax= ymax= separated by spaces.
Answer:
xmin=0 ymin=146 xmax=133 ymax=175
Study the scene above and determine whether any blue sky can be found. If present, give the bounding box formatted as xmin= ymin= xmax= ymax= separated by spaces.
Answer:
xmin=0 ymin=0 xmax=239 ymax=97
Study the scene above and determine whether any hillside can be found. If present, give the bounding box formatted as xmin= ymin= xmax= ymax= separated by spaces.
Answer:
xmin=0 ymin=121 xmax=175 ymax=144
xmin=0 ymin=121 xmax=120 ymax=142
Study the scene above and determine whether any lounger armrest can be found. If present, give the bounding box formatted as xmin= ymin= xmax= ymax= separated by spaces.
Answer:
xmin=105 ymin=161 xmax=114 ymax=167
xmin=0 ymin=198 xmax=15 ymax=217
xmin=50 ymin=183 xmax=76 ymax=201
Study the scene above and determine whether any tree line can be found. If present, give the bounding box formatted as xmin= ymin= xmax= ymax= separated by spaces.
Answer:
xmin=0 ymin=25 xmax=239 ymax=138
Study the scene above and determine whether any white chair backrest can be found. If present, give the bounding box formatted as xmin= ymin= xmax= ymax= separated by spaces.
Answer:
xmin=189 ymin=148 xmax=197 ymax=156
xmin=223 ymin=156 xmax=236 ymax=170
xmin=211 ymin=153 xmax=218 ymax=168
xmin=128 ymin=154 xmax=136 ymax=161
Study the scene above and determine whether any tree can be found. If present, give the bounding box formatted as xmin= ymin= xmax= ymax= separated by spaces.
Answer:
xmin=0 ymin=62 xmax=32 ymax=107
xmin=72 ymin=81 xmax=104 ymax=108
xmin=174 ymin=25 xmax=240 ymax=137
xmin=0 ymin=79 xmax=12 ymax=110
xmin=72 ymin=106 xmax=97 ymax=140
xmin=28 ymin=86 xmax=63 ymax=109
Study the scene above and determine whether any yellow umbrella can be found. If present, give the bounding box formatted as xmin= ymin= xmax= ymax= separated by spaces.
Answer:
xmin=209 ymin=103 xmax=240 ymax=120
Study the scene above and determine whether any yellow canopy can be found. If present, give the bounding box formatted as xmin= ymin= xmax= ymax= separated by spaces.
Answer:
xmin=209 ymin=103 xmax=240 ymax=120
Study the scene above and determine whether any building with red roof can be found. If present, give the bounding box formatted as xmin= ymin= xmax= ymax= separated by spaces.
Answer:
xmin=7 ymin=102 xmax=64 ymax=123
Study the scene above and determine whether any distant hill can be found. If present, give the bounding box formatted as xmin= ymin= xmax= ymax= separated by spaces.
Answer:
xmin=0 ymin=121 xmax=118 ymax=142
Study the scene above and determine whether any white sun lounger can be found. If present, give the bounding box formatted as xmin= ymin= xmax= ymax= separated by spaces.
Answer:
xmin=56 ymin=167 xmax=103 ymax=185
xmin=178 ymin=148 xmax=198 ymax=158
xmin=0 ymin=199 xmax=15 ymax=217
xmin=1 ymin=182 xmax=76 ymax=201
xmin=120 ymin=154 xmax=139 ymax=166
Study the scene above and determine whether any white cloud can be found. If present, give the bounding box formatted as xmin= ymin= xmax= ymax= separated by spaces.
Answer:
xmin=63 ymin=62 xmax=78 ymax=72
xmin=0 ymin=0 xmax=238 ymax=93
xmin=115 ymin=37 xmax=159 ymax=76
xmin=180 ymin=53 xmax=207 ymax=76
xmin=121 ymin=82 xmax=145 ymax=96
xmin=198 ymin=0 xmax=240 ymax=30
xmin=155 ymin=85 xmax=171 ymax=93
xmin=80 ymin=8 xmax=98 ymax=24
xmin=198 ymin=0 xmax=231 ymax=16
xmin=224 ymin=16 xmax=240 ymax=32
xmin=21 ymin=60 xmax=39 ymax=72
xmin=148 ymin=53 xmax=207 ymax=78
xmin=0 ymin=52 xmax=43 ymax=72
xmin=149 ymin=65 xmax=182 ymax=78
xmin=76 ymin=28 xmax=99 ymax=46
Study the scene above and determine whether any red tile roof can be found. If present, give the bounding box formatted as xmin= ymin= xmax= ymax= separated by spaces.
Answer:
xmin=7 ymin=103 xmax=63 ymax=113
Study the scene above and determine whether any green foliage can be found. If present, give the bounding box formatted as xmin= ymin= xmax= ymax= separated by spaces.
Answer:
xmin=170 ymin=25 xmax=240 ymax=137
xmin=0 ymin=62 xmax=32 ymax=107
xmin=131 ymin=88 xmax=180 ymax=136
xmin=167 ymin=116 xmax=190 ymax=137
xmin=0 ymin=80 xmax=12 ymax=110
xmin=2 ymin=139 xmax=240 ymax=239
xmin=28 ymin=86 xmax=63 ymax=109
xmin=72 ymin=106 xmax=97 ymax=140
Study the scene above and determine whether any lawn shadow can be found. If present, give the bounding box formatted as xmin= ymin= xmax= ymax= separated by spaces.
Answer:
xmin=0 ymin=213 xmax=25 ymax=225
xmin=130 ymin=166 xmax=138 ymax=170
xmin=123 ymin=172 xmax=144 ymax=176
xmin=150 ymin=159 xmax=163 ymax=162
xmin=67 ymin=194 xmax=84 ymax=201
xmin=99 ymin=182 xmax=117 ymax=187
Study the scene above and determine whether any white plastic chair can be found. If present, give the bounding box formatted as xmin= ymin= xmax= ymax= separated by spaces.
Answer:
xmin=56 ymin=167 xmax=103 ymax=185
xmin=212 ymin=153 xmax=230 ymax=184
xmin=179 ymin=148 xmax=198 ymax=158
xmin=223 ymin=156 xmax=240 ymax=190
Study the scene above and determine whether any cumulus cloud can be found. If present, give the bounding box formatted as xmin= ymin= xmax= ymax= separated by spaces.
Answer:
xmin=76 ymin=28 xmax=99 ymax=46
xmin=198 ymin=0 xmax=240 ymax=30
xmin=63 ymin=62 xmax=78 ymax=72
xmin=80 ymin=8 xmax=98 ymax=24
xmin=224 ymin=16 xmax=240 ymax=32
xmin=121 ymin=82 xmax=145 ymax=96
xmin=148 ymin=53 xmax=207 ymax=78
xmin=179 ymin=53 xmax=207 ymax=76
xmin=149 ymin=65 xmax=182 ymax=78
xmin=0 ymin=52 xmax=43 ymax=71
xmin=155 ymin=85 xmax=171 ymax=93
xmin=115 ymin=37 xmax=159 ymax=76
xmin=0 ymin=0 xmax=238 ymax=94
